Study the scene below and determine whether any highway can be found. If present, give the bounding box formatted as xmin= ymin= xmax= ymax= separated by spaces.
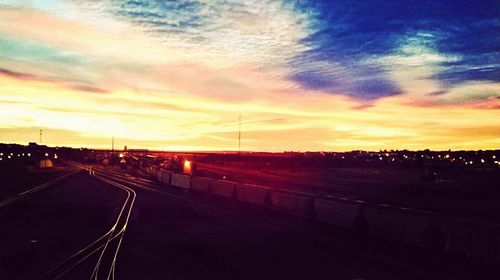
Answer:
xmin=0 ymin=165 xmax=496 ymax=279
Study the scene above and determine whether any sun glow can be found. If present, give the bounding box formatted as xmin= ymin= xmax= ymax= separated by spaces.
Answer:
xmin=0 ymin=2 xmax=499 ymax=151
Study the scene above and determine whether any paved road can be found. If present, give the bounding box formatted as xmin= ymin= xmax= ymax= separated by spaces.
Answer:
xmin=0 ymin=169 xmax=496 ymax=279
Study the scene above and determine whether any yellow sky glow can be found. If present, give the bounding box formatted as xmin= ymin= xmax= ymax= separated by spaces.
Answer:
xmin=0 ymin=5 xmax=499 ymax=151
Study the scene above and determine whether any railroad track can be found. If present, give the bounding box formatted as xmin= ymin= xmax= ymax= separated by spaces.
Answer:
xmin=34 ymin=163 xmax=136 ymax=280
xmin=0 ymin=169 xmax=78 ymax=208
xmin=90 ymin=165 xmax=237 ymax=223
xmin=36 ymin=160 xmax=233 ymax=279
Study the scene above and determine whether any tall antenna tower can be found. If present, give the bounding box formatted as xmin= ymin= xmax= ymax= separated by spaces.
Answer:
xmin=238 ymin=114 xmax=241 ymax=154
xmin=39 ymin=129 xmax=42 ymax=144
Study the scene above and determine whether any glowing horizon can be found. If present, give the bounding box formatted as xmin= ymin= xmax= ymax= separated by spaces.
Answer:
xmin=1 ymin=1 xmax=499 ymax=152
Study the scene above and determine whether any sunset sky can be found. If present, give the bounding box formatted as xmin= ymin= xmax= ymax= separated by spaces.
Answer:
xmin=0 ymin=0 xmax=499 ymax=151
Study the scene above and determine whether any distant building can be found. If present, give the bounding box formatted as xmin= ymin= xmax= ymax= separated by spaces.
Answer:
xmin=39 ymin=159 xmax=53 ymax=168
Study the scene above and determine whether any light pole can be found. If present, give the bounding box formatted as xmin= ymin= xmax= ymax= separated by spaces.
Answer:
xmin=238 ymin=114 xmax=241 ymax=155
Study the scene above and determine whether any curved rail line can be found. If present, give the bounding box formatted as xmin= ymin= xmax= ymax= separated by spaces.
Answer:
xmin=34 ymin=164 xmax=136 ymax=280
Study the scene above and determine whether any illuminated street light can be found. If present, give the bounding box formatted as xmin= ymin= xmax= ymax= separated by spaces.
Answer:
xmin=45 ymin=153 xmax=49 ymax=157
xmin=54 ymin=154 xmax=58 ymax=159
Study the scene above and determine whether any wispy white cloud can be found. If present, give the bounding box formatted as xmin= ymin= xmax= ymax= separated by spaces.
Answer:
xmin=74 ymin=0 xmax=315 ymax=69
xmin=365 ymin=32 xmax=462 ymax=97
xmin=1 ymin=1 xmax=499 ymax=151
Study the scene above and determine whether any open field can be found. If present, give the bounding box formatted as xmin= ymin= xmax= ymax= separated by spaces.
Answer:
xmin=0 ymin=159 xmax=70 ymax=200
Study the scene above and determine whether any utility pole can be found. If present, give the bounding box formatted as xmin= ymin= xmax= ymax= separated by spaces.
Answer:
xmin=39 ymin=129 xmax=42 ymax=144
xmin=111 ymin=135 xmax=115 ymax=157
xmin=238 ymin=114 xmax=241 ymax=155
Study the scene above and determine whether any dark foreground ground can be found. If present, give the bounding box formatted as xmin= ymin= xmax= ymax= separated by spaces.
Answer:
xmin=0 ymin=160 xmax=68 ymax=201
xmin=0 ymin=167 xmax=497 ymax=280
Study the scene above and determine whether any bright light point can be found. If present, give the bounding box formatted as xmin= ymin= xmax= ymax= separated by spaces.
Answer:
xmin=45 ymin=153 xmax=49 ymax=157
xmin=54 ymin=154 xmax=58 ymax=159
xmin=27 ymin=153 xmax=31 ymax=157
xmin=481 ymin=159 xmax=485 ymax=163
xmin=8 ymin=155 xmax=11 ymax=159
xmin=379 ymin=157 xmax=383 ymax=160
xmin=119 ymin=153 xmax=124 ymax=158
xmin=183 ymin=160 xmax=192 ymax=174
xmin=469 ymin=161 xmax=473 ymax=164
xmin=493 ymin=155 xmax=497 ymax=159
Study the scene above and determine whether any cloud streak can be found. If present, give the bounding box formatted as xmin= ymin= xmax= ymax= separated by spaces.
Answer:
xmin=0 ymin=1 xmax=498 ymax=151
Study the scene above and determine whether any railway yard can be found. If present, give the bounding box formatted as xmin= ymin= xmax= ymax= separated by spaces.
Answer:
xmin=0 ymin=149 xmax=499 ymax=279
